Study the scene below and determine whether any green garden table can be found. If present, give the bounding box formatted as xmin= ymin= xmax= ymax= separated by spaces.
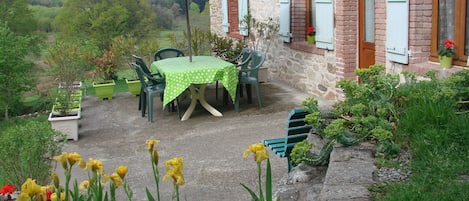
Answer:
xmin=150 ymin=56 xmax=238 ymax=121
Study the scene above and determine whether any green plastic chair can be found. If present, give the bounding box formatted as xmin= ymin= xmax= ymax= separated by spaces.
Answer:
xmin=132 ymin=54 xmax=162 ymax=79
xmin=220 ymin=48 xmax=253 ymax=102
xmin=153 ymin=48 xmax=185 ymax=61
xmin=132 ymin=54 xmax=162 ymax=111
xmin=153 ymin=48 xmax=185 ymax=112
xmin=131 ymin=63 xmax=180 ymax=122
xmin=234 ymin=50 xmax=266 ymax=112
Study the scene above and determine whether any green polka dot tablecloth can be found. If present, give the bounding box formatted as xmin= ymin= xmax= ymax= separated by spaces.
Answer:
xmin=150 ymin=56 xmax=238 ymax=106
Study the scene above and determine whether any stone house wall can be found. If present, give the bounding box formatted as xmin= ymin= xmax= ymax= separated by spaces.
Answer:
xmin=209 ymin=0 xmax=338 ymax=101
xmin=209 ymin=0 xmax=466 ymax=102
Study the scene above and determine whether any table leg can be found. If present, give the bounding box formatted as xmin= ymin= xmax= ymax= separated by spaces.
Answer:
xmin=181 ymin=84 xmax=223 ymax=121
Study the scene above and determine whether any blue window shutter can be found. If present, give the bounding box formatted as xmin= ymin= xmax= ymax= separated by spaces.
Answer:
xmin=315 ymin=0 xmax=334 ymax=50
xmin=279 ymin=0 xmax=291 ymax=42
xmin=386 ymin=0 xmax=409 ymax=64
xmin=238 ymin=0 xmax=249 ymax=36
xmin=222 ymin=0 xmax=229 ymax=33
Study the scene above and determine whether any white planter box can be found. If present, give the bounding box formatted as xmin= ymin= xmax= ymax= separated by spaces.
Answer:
xmin=258 ymin=67 xmax=268 ymax=83
xmin=59 ymin=81 xmax=82 ymax=89
xmin=48 ymin=111 xmax=81 ymax=141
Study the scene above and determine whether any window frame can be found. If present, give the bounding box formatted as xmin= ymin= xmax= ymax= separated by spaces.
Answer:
xmin=288 ymin=0 xmax=320 ymax=53
xmin=430 ymin=0 xmax=467 ymax=66
xmin=306 ymin=0 xmax=313 ymax=37
xmin=228 ymin=0 xmax=242 ymax=39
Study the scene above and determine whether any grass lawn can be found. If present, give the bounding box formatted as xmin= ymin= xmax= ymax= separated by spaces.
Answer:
xmin=371 ymin=77 xmax=469 ymax=200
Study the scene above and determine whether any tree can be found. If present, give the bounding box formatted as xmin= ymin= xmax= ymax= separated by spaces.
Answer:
xmin=0 ymin=0 xmax=37 ymax=35
xmin=192 ymin=0 xmax=208 ymax=12
xmin=53 ymin=0 xmax=157 ymax=50
xmin=154 ymin=4 xmax=175 ymax=29
xmin=0 ymin=23 xmax=35 ymax=120
xmin=0 ymin=0 xmax=41 ymax=54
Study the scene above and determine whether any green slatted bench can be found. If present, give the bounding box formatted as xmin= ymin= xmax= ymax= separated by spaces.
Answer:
xmin=261 ymin=108 xmax=312 ymax=172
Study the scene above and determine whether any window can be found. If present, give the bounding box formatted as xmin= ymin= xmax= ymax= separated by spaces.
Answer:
xmin=221 ymin=0 xmax=248 ymax=39
xmin=280 ymin=0 xmax=333 ymax=51
xmin=431 ymin=0 xmax=468 ymax=66
xmin=307 ymin=0 xmax=316 ymax=40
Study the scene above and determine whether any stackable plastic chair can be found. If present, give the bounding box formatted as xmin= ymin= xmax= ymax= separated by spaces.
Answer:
xmin=153 ymin=48 xmax=185 ymax=61
xmin=132 ymin=54 xmax=162 ymax=79
xmin=220 ymin=48 xmax=253 ymax=103
xmin=234 ymin=50 xmax=266 ymax=112
xmin=131 ymin=63 xmax=180 ymax=122
xmin=132 ymin=54 xmax=162 ymax=111
xmin=152 ymin=48 xmax=185 ymax=112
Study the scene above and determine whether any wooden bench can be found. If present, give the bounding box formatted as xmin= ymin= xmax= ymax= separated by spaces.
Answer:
xmin=261 ymin=108 xmax=312 ymax=172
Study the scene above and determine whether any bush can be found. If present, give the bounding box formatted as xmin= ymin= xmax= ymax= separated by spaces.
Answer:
xmin=30 ymin=5 xmax=59 ymax=32
xmin=0 ymin=117 xmax=66 ymax=187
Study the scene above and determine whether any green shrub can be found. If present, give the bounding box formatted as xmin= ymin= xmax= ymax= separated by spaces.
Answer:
xmin=0 ymin=117 xmax=66 ymax=187
xmin=30 ymin=5 xmax=59 ymax=32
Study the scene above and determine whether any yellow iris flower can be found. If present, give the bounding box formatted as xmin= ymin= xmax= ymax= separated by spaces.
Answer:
xmin=21 ymin=178 xmax=43 ymax=198
xmin=110 ymin=173 xmax=123 ymax=187
xmin=79 ymin=180 xmax=90 ymax=191
xmin=163 ymin=157 xmax=185 ymax=186
xmin=243 ymin=143 xmax=269 ymax=162
xmin=16 ymin=192 xmax=30 ymax=201
xmin=53 ymin=152 xmax=69 ymax=169
xmin=116 ymin=165 xmax=128 ymax=179
xmin=146 ymin=139 xmax=160 ymax=152
xmin=50 ymin=192 xmax=66 ymax=201
xmin=53 ymin=152 xmax=82 ymax=169
xmin=51 ymin=172 xmax=60 ymax=188
xmin=67 ymin=152 xmax=82 ymax=166
xmin=84 ymin=158 xmax=104 ymax=174
xmin=103 ymin=173 xmax=122 ymax=187
xmin=152 ymin=149 xmax=159 ymax=165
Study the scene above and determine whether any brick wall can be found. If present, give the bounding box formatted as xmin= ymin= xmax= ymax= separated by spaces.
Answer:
xmin=335 ymin=0 xmax=358 ymax=82
xmin=228 ymin=0 xmax=239 ymax=34
xmin=408 ymin=0 xmax=432 ymax=64
xmin=375 ymin=0 xmax=386 ymax=65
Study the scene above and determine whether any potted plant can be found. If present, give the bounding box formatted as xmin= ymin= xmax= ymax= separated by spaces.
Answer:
xmin=307 ymin=26 xmax=316 ymax=44
xmin=91 ymin=49 xmax=118 ymax=100
xmin=45 ymin=41 xmax=94 ymax=141
xmin=241 ymin=15 xmax=279 ymax=82
xmin=117 ymin=68 xmax=141 ymax=96
xmin=437 ymin=39 xmax=455 ymax=69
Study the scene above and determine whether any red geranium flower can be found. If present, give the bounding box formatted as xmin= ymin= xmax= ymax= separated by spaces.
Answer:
xmin=307 ymin=26 xmax=315 ymax=36
xmin=438 ymin=39 xmax=455 ymax=57
xmin=0 ymin=184 xmax=16 ymax=195
xmin=46 ymin=189 xmax=52 ymax=200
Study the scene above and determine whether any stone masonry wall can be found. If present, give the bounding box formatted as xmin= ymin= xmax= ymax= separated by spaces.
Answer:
xmin=209 ymin=0 xmax=339 ymax=101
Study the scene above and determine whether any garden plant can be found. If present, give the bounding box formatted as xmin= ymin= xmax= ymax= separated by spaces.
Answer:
xmin=0 ymin=117 xmax=66 ymax=188
xmin=291 ymin=67 xmax=469 ymax=200
xmin=2 ymin=138 xmax=280 ymax=201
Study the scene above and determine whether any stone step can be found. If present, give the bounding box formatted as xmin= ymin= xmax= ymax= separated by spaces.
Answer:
xmin=318 ymin=142 xmax=376 ymax=201
xmin=274 ymin=141 xmax=377 ymax=201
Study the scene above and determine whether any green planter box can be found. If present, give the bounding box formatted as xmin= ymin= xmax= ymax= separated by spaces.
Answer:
xmin=93 ymin=80 xmax=116 ymax=100
xmin=125 ymin=78 xmax=141 ymax=97
xmin=51 ymin=101 xmax=81 ymax=116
